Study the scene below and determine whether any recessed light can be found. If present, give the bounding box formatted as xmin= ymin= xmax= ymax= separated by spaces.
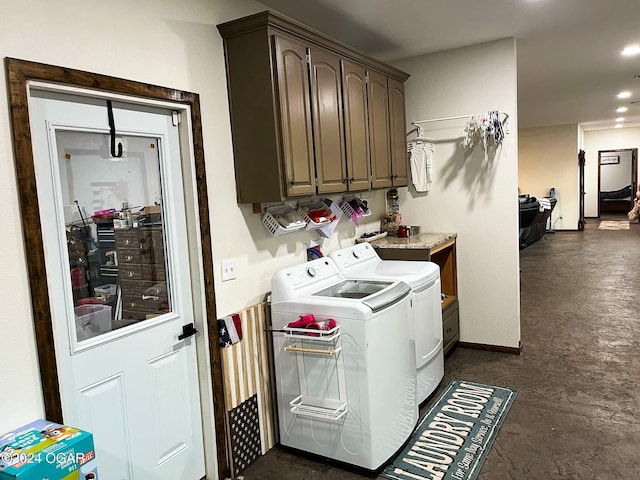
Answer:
xmin=615 ymin=124 xmax=623 ymax=128
xmin=616 ymin=117 xmax=625 ymax=122
xmin=622 ymin=45 xmax=640 ymax=57
xmin=617 ymin=107 xmax=628 ymax=113
xmin=618 ymin=91 xmax=632 ymax=99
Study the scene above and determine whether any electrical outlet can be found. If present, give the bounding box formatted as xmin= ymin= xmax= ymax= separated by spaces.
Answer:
xmin=220 ymin=259 xmax=236 ymax=282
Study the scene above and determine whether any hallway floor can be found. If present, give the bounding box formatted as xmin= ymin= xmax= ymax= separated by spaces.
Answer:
xmin=241 ymin=218 xmax=640 ymax=480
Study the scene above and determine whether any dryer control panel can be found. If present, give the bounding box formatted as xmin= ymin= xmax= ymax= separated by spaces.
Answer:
xmin=329 ymin=242 xmax=379 ymax=270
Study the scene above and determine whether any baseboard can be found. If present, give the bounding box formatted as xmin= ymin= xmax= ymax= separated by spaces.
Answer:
xmin=457 ymin=341 xmax=522 ymax=355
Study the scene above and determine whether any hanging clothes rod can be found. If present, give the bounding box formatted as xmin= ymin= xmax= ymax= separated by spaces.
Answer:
xmin=411 ymin=111 xmax=509 ymax=125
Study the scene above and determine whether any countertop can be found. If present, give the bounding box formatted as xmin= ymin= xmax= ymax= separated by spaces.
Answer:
xmin=369 ymin=232 xmax=457 ymax=250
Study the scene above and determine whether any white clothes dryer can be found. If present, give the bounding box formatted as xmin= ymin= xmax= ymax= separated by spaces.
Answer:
xmin=329 ymin=242 xmax=444 ymax=404
xmin=270 ymin=257 xmax=418 ymax=470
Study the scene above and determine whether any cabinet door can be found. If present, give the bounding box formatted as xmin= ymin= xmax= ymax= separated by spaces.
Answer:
xmin=367 ymin=71 xmax=393 ymax=189
xmin=389 ymin=78 xmax=408 ymax=187
xmin=341 ymin=60 xmax=371 ymax=191
xmin=273 ymin=35 xmax=316 ymax=197
xmin=309 ymin=47 xmax=347 ymax=193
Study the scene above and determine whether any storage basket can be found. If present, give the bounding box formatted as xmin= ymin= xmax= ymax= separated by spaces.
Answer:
xmin=339 ymin=198 xmax=371 ymax=225
xmin=262 ymin=204 xmax=307 ymax=237
xmin=74 ymin=304 xmax=112 ymax=341
xmin=297 ymin=199 xmax=342 ymax=237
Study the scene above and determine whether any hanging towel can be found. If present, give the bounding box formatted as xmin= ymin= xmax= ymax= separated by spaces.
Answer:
xmin=538 ymin=197 xmax=551 ymax=211
xmin=410 ymin=143 xmax=433 ymax=192
xmin=218 ymin=313 xmax=243 ymax=348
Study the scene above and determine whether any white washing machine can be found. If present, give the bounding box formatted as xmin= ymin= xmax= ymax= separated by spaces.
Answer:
xmin=329 ymin=242 xmax=444 ymax=405
xmin=270 ymin=257 xmax=418 ymax=470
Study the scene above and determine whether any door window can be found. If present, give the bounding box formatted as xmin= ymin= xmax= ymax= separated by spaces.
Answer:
xmin=56 ymin=130 xmax=172 ymax=343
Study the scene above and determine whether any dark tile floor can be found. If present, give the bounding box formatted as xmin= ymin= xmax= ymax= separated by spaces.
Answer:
xmin=241 ymin=215 xmax=640 ymax=480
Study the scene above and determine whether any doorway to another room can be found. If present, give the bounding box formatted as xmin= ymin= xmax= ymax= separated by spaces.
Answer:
xmin=597 ymin=148 xmax=638 ymax=218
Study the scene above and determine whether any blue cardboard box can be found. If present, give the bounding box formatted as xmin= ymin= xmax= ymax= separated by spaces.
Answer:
xmin=0 ymin=420 xmax=98 ymax=479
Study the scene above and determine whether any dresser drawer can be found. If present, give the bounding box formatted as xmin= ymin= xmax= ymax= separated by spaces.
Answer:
xmin=118 ymin=247 xmax=141 ymax=265
xmin=140 ymin=247 xmax=165 ymax=265
xmin=120 ymin=279 xmax=154 ymax=295
xmin=443 ymin=303 xmax=459 ymax=354
xmin=122 ymin=294 xmax=170 ymax=317
xmin=119 ymin=263 xmax=143 ymax=280
xmin=142 ymin=263 xmax=166 ymax=282
xmin=139 ymin=228 xmax=163 ymax=249
xmin=115 ymin=230 xmax=140 ymax=248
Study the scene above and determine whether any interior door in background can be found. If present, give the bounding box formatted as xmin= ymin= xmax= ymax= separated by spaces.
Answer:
xmin=28 ymin=89 xmax=205 ymax=480
xmin=579 ymin=149 xmax=586 ymax=230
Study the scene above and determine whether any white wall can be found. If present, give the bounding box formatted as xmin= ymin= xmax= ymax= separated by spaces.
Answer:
xmin=583 ymin=127 xmax=640 ymax=216
xmin=519 ymin=124 xmax=580 ymax=230
xmin=392 ymin=38 xmax=521 ymax=349
xmin=0 ymin=0 xmax=388 ymax=438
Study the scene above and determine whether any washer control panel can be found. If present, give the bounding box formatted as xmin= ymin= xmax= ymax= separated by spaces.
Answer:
xmin=291 ymin=258 xmax=337 ymax=286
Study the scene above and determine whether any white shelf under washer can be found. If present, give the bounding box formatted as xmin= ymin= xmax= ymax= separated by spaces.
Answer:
xmin=289 ymin=395 xmax=348 ymax=421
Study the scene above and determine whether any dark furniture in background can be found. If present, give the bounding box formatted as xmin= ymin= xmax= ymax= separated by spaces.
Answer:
xmin=519 ymin=195 xmax=557 ymax=249
xmin=599 ymin=184 xmax=633 ymax=212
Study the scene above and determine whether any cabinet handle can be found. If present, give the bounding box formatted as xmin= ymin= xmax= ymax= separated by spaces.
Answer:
xmin=289 ymin=180 xmax=295 ymax=186
xmin=350 ymin=178 xmax=355 ymax=183
xmin=446 ymin=328 xmax=453 ymax=334
xmin=343 ymin=178 xmax=349 ymax=184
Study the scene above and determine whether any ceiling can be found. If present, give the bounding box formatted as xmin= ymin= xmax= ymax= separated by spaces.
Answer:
xmin=258 ymin=0 xmax=640 ymax=131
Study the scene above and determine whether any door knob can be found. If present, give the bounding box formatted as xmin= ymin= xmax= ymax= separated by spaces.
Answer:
xmin=178 ymin=323 xmax=198 ymax=341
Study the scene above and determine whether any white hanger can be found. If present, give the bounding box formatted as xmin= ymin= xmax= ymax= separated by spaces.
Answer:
xmin=407 ymin=122 xmax=435 ymax=152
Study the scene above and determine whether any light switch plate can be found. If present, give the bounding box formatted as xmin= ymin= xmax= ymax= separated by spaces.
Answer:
xmin=221 ymin=259 xmax=236 ymax=282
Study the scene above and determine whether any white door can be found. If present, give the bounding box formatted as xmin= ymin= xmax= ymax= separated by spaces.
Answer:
xmin=28 ymin=88 xmax=206 ymax=480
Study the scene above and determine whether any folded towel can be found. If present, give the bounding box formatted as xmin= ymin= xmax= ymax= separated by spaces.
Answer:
xmin=218 ymin=313 xmax=243 ymax=348
xmin=538 ymin=197 xmax=551 ymax=211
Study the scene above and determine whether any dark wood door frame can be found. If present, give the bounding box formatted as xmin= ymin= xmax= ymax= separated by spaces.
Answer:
xmin=578 ymin=149 xmax=586 ymax=230
xmin=5 ymin=58 xmax=229 ymax=480
xmin=597 ymin=148 xmax=638 ymax=217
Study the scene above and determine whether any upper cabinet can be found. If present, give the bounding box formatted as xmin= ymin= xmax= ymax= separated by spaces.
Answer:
xmin=368 ymin=70 xmax=392 ymax=189
xmin=309 ymin=46 xmax=347 ymax=194
xmin=341 ymin=61 xmax=371 ymax=192
xmin=218 ymin=11 xmax=410 ymax=203
xmin=389 ymin=78 xmax=409 ymax=187
xmin=273 ymin=35 xmax=316 ymax=197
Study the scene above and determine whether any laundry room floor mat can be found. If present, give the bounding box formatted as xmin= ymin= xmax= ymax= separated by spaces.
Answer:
xmin=381 ymin=380 xmax=517 ymax=480
xmin=598 ymin=220 xmax=630 ymax=230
